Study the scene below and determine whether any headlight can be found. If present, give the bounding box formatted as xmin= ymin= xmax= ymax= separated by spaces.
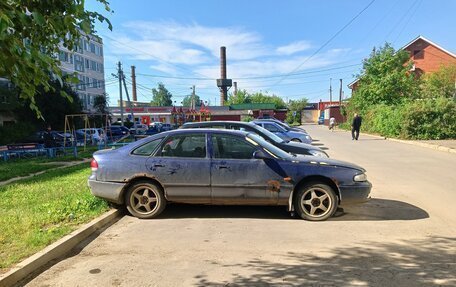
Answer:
xmin=354 ymin=173 xmax=367 ymax=182
xmin=305 ymin=135 xmax=311 ymax=140
xmin=309 ymin=150 xmax=329 ymax=158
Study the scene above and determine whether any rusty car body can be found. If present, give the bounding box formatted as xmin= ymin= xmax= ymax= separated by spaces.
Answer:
xmin=88 ymin=129 xmax=371 ymax=221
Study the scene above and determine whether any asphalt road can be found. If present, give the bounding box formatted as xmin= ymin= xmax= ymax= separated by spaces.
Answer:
xmin=26 ymin=125 xmax=456 ymax=287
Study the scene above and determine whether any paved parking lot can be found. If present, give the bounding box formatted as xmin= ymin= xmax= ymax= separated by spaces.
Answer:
xmin=26 ymin=124 xmax=456 ymax=287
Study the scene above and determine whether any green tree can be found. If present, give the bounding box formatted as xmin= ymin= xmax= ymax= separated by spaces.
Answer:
xmin=0 ymin=1 xmax=112 ymax=117
xmin=151 ymin=83 xmax=172 ymax=106
xmin=350 ymin=43 xmax=419 ymax=114
xmin=226 ymin=89 xmax=251 ymax=105
xmin=421 ymin=64 xmax=456 ymax=99
xmin=182 ymin=93 xmax=201 ymax=107
xmin=286 ymin=98 xmax=308 ymax=124
xmin=93 ymin=94 xmax=109 ymax=114
xmin=250 ymin=92 xmax=287 ymax=109
xmin=16 ymin=79 xmax=83 ymax=130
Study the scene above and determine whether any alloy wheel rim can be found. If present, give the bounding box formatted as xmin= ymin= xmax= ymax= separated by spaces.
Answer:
xmin=130 ymin=186 xmax=159 ymax=214
xmin=300 ymin=187 xmax=332 ymax=218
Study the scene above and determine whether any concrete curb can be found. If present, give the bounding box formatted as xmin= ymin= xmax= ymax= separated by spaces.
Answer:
xmin=0 ymin=209 xmax=122 ymax=287
xmin=386 ymin=138 xmax=456 ymax=154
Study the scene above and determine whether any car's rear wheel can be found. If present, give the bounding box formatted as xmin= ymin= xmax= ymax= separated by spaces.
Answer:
xmin=294 ymin=182 xmax=337 ymax=221
xmin=291 ymin=138 xmax=302 ymax=142
xmin=125 ymin=181 xmax=166 ymax=219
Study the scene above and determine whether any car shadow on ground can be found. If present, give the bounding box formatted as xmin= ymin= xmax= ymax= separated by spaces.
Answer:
xmin=155 ymin=198 xmax=428 ymax=221
xmin=194 ymin=236 xmax=456 ymax=286
xmin=333 ymin=198 xmax=429 ymax=221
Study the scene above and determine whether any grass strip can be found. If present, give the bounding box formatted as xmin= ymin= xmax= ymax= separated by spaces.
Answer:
xmin=0 ymin=163 xmax=109 ymax=270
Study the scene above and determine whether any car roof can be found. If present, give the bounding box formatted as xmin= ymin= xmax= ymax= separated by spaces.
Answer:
xmin=182 ymin=121 xmax=254 ymax=127
xmin=160 ymin=128 xmax=250 ymax=137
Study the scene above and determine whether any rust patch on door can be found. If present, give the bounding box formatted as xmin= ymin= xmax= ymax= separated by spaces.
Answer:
xmin=267 ymin=180 xmax=281 ymax=192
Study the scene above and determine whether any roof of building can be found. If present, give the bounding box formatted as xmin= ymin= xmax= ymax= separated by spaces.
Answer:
xmin=401 ymin=35 xmax=456 ymax=59
xmin=348 ymin=35 xmax=456 ymax=89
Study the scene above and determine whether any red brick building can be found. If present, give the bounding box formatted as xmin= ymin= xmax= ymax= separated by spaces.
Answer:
xmin=348 ymin=36 xmax=456 ymax=92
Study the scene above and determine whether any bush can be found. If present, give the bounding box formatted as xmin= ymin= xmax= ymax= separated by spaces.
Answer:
xmin=0 ymin=122 xmax=35 ymax=145
xmin=367 ymin=104 xmax=405 ymax=137
xmin=402 ymin=98 xmax=456 ymax=139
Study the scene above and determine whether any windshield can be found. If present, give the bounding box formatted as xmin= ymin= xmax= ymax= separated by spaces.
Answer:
xmin=247 ymin=133 xmax=291 ymax=159
xmin=250 ymin=124 xmax=285 ymax=144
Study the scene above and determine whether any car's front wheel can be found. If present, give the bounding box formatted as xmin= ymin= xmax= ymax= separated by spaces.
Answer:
xmin=294 ymin=182 xmax=338 ymax=221
xmin=291 ymin=138 xmax=302 ymax=142
xmin=125 ymin=181 xmax=166 ymax=219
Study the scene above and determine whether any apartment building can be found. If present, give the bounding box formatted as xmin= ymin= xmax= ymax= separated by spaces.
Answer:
xmin=58 ymin=33 xmax=106 ymax=111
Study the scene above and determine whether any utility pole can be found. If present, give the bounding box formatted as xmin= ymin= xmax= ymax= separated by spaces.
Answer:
xmin=339 ymin=78 xmax=343 ymax=106
xmin=118 ymin=62 xmax=124 ymax=126
xmin=329 ymin=78 xmax=332 ymax=105
xmin=131 ymin=65 xmax=137 ymax=102
xmin=121 ymin=69 xmax=135 ymax=122
xmin=191 ymin=85 xmax=195 ymax=110
xmin=233 ymin=81 xmax=238 ymax=96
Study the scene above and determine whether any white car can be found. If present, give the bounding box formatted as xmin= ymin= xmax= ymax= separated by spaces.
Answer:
xmin=77 ymin=128 xmax=106 ymax=144
xmin=130 ymin=123 xmax=148 ymax=135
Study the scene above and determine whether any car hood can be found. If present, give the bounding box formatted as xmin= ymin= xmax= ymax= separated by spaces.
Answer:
xmin=292 ymin=155 xmax=365 ymax=172
xmin=285 ymin=140 xmax=321 ymax=151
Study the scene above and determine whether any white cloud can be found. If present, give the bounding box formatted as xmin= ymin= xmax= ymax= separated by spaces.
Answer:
xmin=276 ymin=41 xmax=312 ymax=55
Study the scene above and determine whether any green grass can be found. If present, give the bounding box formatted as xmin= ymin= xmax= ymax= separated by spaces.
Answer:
xmin=0 ymin=164 xmax=109 ymax=269
xmin=0 ymin=161 xmax=62 ymax=182
xmin=0 ymin=147 xmax=99 ymax=182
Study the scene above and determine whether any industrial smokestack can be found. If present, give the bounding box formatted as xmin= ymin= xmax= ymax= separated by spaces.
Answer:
xmin=220 ymin=47 xmax=227 ymax=105
xmin=216 ymin=46 xmax=232 ymax=106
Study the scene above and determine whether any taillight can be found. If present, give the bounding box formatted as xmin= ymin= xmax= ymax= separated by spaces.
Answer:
xmin=90 ymin=158 xmax=98 ymax=171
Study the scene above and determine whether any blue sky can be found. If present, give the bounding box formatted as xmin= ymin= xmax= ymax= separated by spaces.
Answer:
xmin=87 ymin=0 xmax=456 ymax=106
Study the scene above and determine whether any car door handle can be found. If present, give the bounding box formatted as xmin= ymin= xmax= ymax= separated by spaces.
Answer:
xmin=153 ymin=164 xmax=165 ymax=167
xmin=218 ymin=165 xmax=229 ymax=169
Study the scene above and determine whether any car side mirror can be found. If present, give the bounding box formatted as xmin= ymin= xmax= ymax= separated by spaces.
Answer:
xmin=253 ymin=150 xmax=271 ymax=160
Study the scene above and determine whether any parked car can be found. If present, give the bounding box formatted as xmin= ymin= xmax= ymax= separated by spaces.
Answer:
xmin=88 ymin=129 xmax=371 ymax=221
xmin=252 ymin=120 xmax=312 ymax=144
xmin=149 ymin=122 xmax=164 ymax=132
xmin=130 ymin=123 xmax=148 ymax=135
xmin=255 ymin=118 xmax=307 ymax=133
xmin=161 ymin=123 xmax=172 ymax=131
xmin=107 ymin=126 xmax=130 ymax=138
xmin=181 ymin=121 xmax=328 ymax=157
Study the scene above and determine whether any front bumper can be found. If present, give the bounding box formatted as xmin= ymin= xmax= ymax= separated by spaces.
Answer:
xmin=338 ymin=181 xmax=372 ymax=205
xmin=88 ymin=177 xmax=126 ymax=204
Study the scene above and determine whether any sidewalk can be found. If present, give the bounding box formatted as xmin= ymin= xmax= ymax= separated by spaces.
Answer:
xmin=305 ymin=124 xmax=456 ymax=154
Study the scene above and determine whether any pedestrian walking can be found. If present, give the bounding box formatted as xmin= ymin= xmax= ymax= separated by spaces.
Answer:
xmin=329 ymin=117 xmax=336 ymax=131
xmin=351 ymin=113 xmax=362 ymax=140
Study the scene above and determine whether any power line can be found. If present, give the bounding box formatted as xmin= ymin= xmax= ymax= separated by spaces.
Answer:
xmin=272 ymin=0 xmax=377 ymax=86
xmin=101 ymin=34 xmax=211 ymax=79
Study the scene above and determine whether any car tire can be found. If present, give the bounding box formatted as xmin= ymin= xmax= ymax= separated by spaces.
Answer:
xmin=291 ymin=138 xmax=302 ymax=142
xmin=294 ymin=182 xmax=338 ymax=221
xmin=125 ymin=181 xmax=166 ymax=219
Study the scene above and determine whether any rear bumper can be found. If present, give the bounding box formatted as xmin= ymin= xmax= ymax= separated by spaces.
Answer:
xmin=88 ymin=177 xmax=126 ymax=204
xmin=339 ymin=181 xmax=372 ymax=205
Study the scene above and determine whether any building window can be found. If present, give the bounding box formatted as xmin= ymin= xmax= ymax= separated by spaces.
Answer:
xmin=90 ymin=43 xmax=96 ymax=53
xmin=59 ymin=51 xmax=69 ymax=62
xmin=84 ymin=40 xmax=89 ymax=51
xmin=90 ymin=60 xmax=97 ymax=71
xmin=85 ymin=59 xmax=90 ymax=69
xmin=69 ymin=54 xmax=73 ymax=64
xmin=74 ymin=55 xmax=84 ymax=72
xmin=414 ymin=50 xmax=424 ymax=59
xmin=76 ymin=75 xmax=86 ymax=91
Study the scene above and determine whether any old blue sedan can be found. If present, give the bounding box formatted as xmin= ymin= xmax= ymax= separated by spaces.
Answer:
xmin=88 ymin=129 xmax=371 ymax=221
